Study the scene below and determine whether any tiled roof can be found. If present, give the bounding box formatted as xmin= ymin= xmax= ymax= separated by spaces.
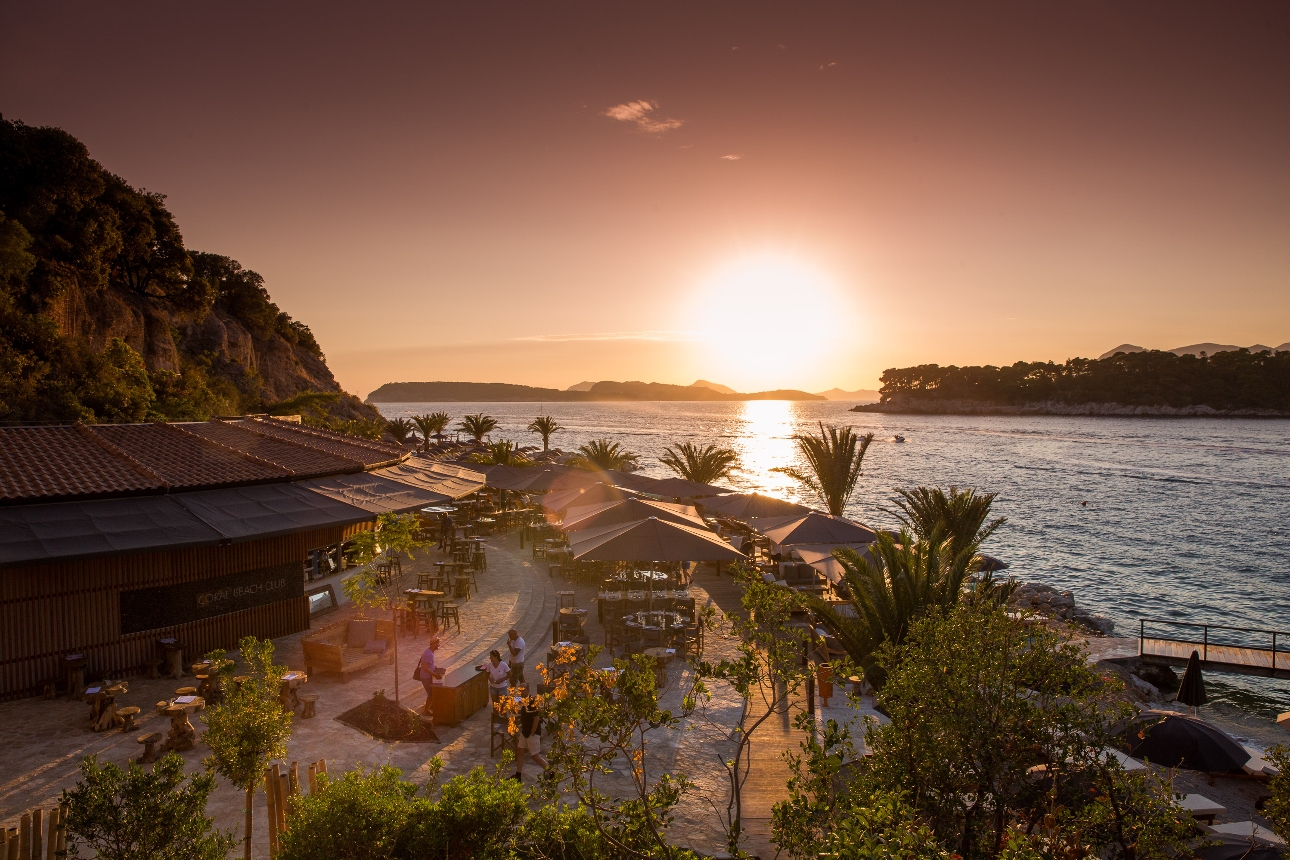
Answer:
xmin=180 ymin=421 xmax=363 ymax=477
xmin=0 ymin=426 xmax=164 ymax=502
xmin=232 ymin=419 xmax=406 ymax=468
xmin=91 ymin=424 xmax=288 ymax=490
xmin=0 ymin=418 xmax=409 ymax=505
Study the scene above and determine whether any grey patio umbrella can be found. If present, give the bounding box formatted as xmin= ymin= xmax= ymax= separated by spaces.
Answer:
xmin=1117 ymin=712 xmax=1248 ymax=773
xmin=570 ymin=516 xmax=743 ymax=562
xmin=700 ymin=492 xmax=811 ymax=520
xmin=562 ymin=498 xmax=705 ymax=534
xmin=1177 ymin=650 xmax=1208 ymax=711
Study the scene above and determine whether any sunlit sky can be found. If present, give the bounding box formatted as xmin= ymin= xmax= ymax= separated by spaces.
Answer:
xmin=3 ymin=3 xmax=1288 ymax=397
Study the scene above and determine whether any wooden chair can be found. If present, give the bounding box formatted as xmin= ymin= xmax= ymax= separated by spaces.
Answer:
xmin=439 ymin=603 xmax=461 ymax=633
xmin=557 ymin=591 xmax=577 ymax=609
xmin=490 ymin=707 xmax=512 ymax=757
xmin=604 ymin=619 xmax=628 ymax=657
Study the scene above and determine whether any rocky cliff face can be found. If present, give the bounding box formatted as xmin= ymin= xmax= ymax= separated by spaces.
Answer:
xmin=43 ymin=277 xmax=370 ymax=419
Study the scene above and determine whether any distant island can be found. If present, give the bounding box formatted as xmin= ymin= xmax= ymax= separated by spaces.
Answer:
xmin=366 ymin=380 xmax=826 ymax=403
xmin=852 ymin=346 xmax=1290 ymax=416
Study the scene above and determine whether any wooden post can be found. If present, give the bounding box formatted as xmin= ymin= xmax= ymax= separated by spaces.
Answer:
xmin=288 ymin=762 xmax=300 ymax=797
xmin=264 ymin=768 xmax=280 ymax=858
xmin=30 ymin=809 xmax=42 ymax=860
xmin=46 ymin=808 xmax=58 ymax=860
xmin=6 ymin=830 xmax=18 ymax=860
xmin=18 ymin=816 xmax=29 ymax=860
xmin=307 ymin=763 xmax=318 ymax=795
xmin=318 ymin=759 xmax=327 ymax=777
xmin=243 ymin=785 xmax=253 ymax=860
xmin=55 ymin=805 xmax=68 ymax=859
xmin=275 ymin=772 xmax=289 ymax=836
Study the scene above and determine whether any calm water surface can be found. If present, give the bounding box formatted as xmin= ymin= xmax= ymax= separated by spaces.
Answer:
xmin=378 ymin=401 xmax=1290 ymax=719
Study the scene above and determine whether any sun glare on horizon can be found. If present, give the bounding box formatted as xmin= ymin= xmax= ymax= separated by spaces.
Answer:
xmin=687 ymin=255 xmax=855 ymax=391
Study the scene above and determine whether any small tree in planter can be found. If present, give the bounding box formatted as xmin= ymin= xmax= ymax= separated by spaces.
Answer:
xmin=342 ymin=512 xmax=429 ymax=703
xmin=203 ymin=636 xmax=293 ymax=860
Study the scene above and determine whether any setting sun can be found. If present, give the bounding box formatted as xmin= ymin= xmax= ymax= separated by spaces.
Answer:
xmin=687 ymin=255 xmax=855 ymax=391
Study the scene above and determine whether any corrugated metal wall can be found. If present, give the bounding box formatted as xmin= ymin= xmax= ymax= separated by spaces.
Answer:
xmin=0 ymin=525 xmax=361 ymax=700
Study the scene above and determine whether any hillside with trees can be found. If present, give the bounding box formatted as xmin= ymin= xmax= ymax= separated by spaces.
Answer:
xmin=366 ymin=379 xmax=824 ymax=402
xmin=0 ymin=117 xmax=375 ymax=427
xmin=855 ymin=348 xmax=1290 ymax=415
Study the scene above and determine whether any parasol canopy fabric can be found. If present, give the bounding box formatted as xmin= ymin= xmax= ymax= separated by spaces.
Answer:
xmin=645 ymin=476 xmax=730 ymax=499
xmin=1177 ymin=650 xmax=1208 ymax=708
xmin=562 ymin=498 xmax=705 ymax=533
xmin=746 ymin=511 xmax=878 ymax=547
xmin=700 ymin=492 xmax=812 ymax=520
xmin=541 ymin=482 xmax=640 ymax=514
xmin=787 ymin=543 xmax=880 ymax=584
xmin=1117 ymin=712 xmax=1248 ymax=773
xmin=569 ymin=516 xmax=744 ymax=562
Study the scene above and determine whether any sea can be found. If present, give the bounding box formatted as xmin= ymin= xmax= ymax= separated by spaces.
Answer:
xmin=376 ymin=401 xmax=1290 ymax=729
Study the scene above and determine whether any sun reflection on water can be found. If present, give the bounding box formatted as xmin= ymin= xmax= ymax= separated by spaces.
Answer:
xmin=732 ymin=400 xmax=804 ymax=502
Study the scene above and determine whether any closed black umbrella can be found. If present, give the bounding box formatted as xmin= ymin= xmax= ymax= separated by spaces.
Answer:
xmin=1177 ymin=650 xmax=1208 ymax=709
xmin=1118 ymin=713 xmax=1249 ymax=773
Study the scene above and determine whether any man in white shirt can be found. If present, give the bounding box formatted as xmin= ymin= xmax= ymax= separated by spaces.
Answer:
xmin=507 ymin=628 xmax=525 ymax=685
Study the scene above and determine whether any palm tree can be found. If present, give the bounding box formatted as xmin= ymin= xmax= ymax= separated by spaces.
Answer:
xmin=889 ymin=486 xmax=1007 ymax=557
xmin=575 ymin=439 xmax=640 ymax=471
xmin=772 ymin=423 xmax=874 ymax=516
xmin=457 ymin=413 xmax=498 ymax=443
xmin=527 ymin=415 xmax=564 ymax=451
xmin=410 ymin=414 xmax=437 ymax=452
xmin=468 ymin=439 xmax=532 ymax=467
xmin=805 ymin=529 xmax=995 ymax=670
xmin=385 ymin=417 xmax=415 ymax=446
xmin=660 ymin=442 xmax=740 ymax=485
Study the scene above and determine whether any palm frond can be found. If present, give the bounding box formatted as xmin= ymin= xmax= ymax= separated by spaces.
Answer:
xmin=527 ymin=415 xmax=563 ymax=451
xmin=776 ymin=423 xmax=874 ymax=516
xmin=659 ymin=442 xmax=740 ymax=485
xmin=575 ymin=439 xmax=639 ymax=471
xmin=457 ymin=413 xmax=499 ymax=442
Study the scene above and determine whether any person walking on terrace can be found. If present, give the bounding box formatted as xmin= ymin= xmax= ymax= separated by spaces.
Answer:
xmin=514 ymin=696 xmax=548 ymax=780
xmin=416 ymin=635 xmax=446 ymax=715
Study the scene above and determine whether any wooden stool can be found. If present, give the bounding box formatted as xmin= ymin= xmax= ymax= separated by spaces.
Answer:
xmin=136 ymin=732 xmax=163 ymax=763
xmin=299 ymin=694 xmax=318 ymax=719
xmin=439 ymin=603 xmax=461 ymax=633
xmin=557 ymin=591 xmax=577 ymax=609
xmin=118 ymin=706 xmax=141 ymax=732
xmin=175 ymin=686 xmax=197 ymax=697
xmin=155 ymin=701 xmax=169 ymax=715
xmin=143 ymin=659 xmax=162 ymax=680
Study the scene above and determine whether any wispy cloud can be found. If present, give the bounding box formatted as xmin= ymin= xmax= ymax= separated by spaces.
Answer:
xmin=602 ymin=100 xmax=684 ymax=134
xmin=516 ymin=330 xmax=697 ymax=343
xmin=720 ymin=154 xmax=743 ymax=160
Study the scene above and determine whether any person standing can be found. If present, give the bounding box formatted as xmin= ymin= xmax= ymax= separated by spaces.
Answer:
xmin=507 ymin=628 xmax=526 ymax=686
xmin=417 ymin=636 xmax=446 ymax=715
xmin=514 ymin=696 xmax=548 ymax=780
xmin=476 ymin=649 xmax=510 ymax=702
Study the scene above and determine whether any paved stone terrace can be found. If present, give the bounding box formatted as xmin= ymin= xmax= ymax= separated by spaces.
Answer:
xmin=0 ymin=529 xmax=756 ymax=857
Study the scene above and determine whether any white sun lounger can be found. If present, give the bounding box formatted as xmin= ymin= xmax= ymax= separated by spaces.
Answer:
xmin=1241 ymin=744 xmax=1281 ymax=778
xmin=1209 ymin=822 xmax=1285 ymax=846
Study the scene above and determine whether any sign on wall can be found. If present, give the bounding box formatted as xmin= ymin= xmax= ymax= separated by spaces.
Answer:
xmin=119 ymin=563 xmax=304 ymax=634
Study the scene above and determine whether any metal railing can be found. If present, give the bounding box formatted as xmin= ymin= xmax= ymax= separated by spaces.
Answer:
xmin=1139 ymin=617 xmax=1289 ymax=675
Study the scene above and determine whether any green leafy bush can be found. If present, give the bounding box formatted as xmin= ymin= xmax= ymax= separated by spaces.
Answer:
xmin=277 ymin=766 xmax=418 ymax=860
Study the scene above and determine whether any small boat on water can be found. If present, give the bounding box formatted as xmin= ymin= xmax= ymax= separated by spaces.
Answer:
xmin=890 ymin=435 xmax=905 ymax=443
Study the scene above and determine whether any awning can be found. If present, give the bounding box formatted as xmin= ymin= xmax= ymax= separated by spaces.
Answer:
xmin=298 ymin=472 xmax=453 ymax=513
xmin=0 ymin=496 xmax=223 ymax=565
xmin=173 ymin=483 xmax=374 ymax=540
xmin=374 ymin=460 xmax=485 ymax=500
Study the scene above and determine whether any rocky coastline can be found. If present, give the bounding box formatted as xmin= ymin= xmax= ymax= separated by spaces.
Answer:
xmin=851 ymin=399 xmax=1289 ymax=417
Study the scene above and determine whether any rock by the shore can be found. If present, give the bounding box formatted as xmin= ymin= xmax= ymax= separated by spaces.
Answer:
xmin=1009 ymin=582 xmax=1115 ymax=635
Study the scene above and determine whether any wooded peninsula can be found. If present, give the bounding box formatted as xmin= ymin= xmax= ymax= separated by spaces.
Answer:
xmin=855 ymin=348 xmax=1290 ymax=416
xmin=366 ymin=380 xmax=825 ymax=402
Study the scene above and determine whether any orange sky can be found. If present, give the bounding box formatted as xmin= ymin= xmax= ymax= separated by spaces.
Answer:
xmin=3 ymin=3 xmax=1288 ymax=397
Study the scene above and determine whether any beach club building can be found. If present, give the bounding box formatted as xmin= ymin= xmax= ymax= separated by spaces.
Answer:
xmin=0 ymin=418 xmax=483 ymax=700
